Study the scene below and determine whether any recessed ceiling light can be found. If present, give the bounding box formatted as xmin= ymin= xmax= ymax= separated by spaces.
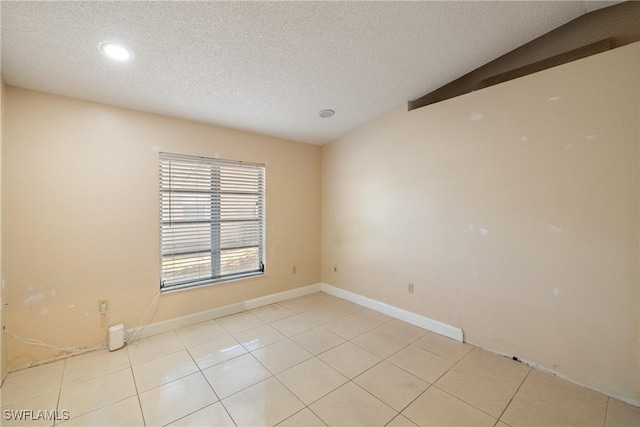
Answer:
xmin=319 ymin=109 xmax=335 ymax=118
xmin=99 ymin=42 xmax=133 ymax=61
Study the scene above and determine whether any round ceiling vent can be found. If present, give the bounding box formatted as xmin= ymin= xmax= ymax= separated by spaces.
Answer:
xmin=318 ymin=109 xmax=335 ymax=118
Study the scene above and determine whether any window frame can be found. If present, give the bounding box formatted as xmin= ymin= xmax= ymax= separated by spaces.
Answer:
xmin=159 ymin=152 xmax=266 ymax=292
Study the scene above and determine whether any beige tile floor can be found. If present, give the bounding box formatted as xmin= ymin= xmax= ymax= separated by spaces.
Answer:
xmin=1 ymin=292 xmax=638 ymax=427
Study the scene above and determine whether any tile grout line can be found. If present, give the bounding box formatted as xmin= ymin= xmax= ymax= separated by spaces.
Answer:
xmin=198 ymin=326 xmax=346 ymax=417
xmin=52 ymin=358 xmax=66 ymax=427
xmin=305 ymin=403 xmax=330 ymax=426
xmin=387 ymin=341 xmax=459 ymax=418
xmin=384 ymin=414 xmax=404 ymax=427
xmin=258 ymin=307 xmax=435 ymax=425
xmin=210 ymin=352 xmax=242 ymax=427
xmin=0 ymin=361 xmax=66 ymax=410
xmin=277 ymin=406 xmax=320 ymax=426
xmin=272 ymin=351 xmax=357 ymax=427
xmin=58 ymin=376 xmax=140 ymax=423
xmin=188 ymin=300 xmax=382 ymax=425
xmin=155 ymin=344 xmax=207 ymax=425
xmin=495 ymin=365 xmax=533 ymax=424
xmin=169 ymin=329 xmax=238 ymax=427
xmin=424 ymin=348 xmax=528 ymax=423
xmin=348 ymin=379 xmax=401 ymax=421
xmin=366 ymin=328 xmax=438 ymax=423
xmin=431 ymin=383 xmax=502 ymax=422
xmin=602 ymin=397 xmax=609 ymax=427
xmin=58 ymin=362 xmax=133 ymax=390
xmin=381 ymin=346 xmax=484 ymax=424
xmin=188 ymin=339 xmax=264 ymax=402
xmin=434 ymin=346 xmax=531 ymax=424
xmin=126 ymin=342 xmax=148 ymax=427
xmin=267 ymin=370 xmax=311 ymax=424
xmin=349 ymin=330 xmax=413 ymax=360
xmin=286 ymin=319 xmax=428 ymax=425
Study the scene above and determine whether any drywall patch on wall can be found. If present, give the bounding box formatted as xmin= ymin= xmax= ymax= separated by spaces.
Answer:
xmin=22 ymin=285 xmax=57 ymax=305
xmin=547 ymin=225 xmax=563 ymax=234
xmin=468 ymin=224 xmax=489 ymax=237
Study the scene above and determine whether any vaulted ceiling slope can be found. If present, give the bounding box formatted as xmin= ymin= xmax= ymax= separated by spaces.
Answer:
xmin=0 ymin=1 xmax=619 ymax=145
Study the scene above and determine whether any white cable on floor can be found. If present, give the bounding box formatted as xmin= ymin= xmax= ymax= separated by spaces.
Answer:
xmin=4 ymin=329 xmax=105 ymax=354
xmin=125 ymin=292 xmax=161 ymax=344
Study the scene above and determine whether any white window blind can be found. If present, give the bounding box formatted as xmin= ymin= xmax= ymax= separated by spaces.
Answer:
xmin=160 ymin=153 xmax=265 ymax=291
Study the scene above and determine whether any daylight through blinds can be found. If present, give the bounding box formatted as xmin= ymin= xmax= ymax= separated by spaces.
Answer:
xmin=160 ymin=153 xmax=265 ymax=290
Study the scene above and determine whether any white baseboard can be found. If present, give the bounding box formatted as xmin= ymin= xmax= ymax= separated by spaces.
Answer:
xmin=130 ymin=282 xmax=463 ymax=344
xmin=127 ymin=302 xmax=246 ymax=341
xmin=244 ymin=283 xmax=321 ymax=310
xmin=127 ymin=283 xmax=322 ymax=341
xmin=320 ymin=283 xmax=464 ymax=342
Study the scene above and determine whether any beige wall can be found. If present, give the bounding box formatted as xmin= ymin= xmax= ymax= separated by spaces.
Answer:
xmin=1 ymin=79 xmax=6 ymax=382
xmin=3 ymin=88 xmax=321 ymax=369
xmin=321 ymin=43 xmax=640 ymax=403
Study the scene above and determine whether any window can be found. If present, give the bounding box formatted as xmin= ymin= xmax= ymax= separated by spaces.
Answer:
xmin=159 ymin=153 xmax=265 ymax=291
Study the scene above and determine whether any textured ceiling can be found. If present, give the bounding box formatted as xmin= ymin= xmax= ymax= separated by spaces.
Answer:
xmin=0 ymin=1 xmax=619 ymax=145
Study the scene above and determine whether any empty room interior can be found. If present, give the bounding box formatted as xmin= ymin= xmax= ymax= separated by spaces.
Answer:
xmin=0 ymin=1 xmax=639 ymax=426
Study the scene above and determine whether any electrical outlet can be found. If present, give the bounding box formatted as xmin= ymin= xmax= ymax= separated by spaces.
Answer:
xmin=407 ymin=283 xmax=414 ymax=293
xmin=333 ymin=265 xmax=338 ymax=273
xmin=98 ymin=299 xmax=109 ymax=314
xmin=292 ymin=265 xmax=297 ymax=274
